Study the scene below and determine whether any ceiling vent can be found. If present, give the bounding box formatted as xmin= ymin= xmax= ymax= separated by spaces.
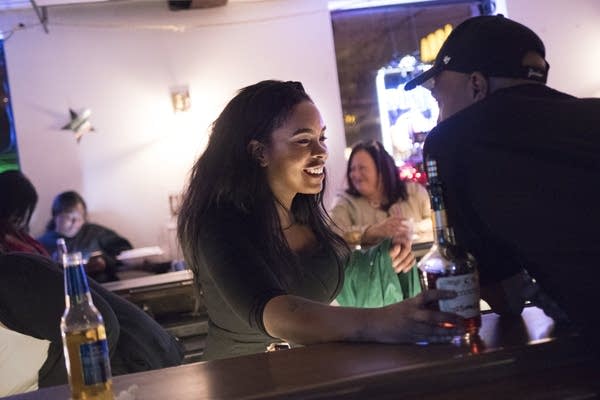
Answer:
xmin=168 ymin=0 xmax=228 ymax=11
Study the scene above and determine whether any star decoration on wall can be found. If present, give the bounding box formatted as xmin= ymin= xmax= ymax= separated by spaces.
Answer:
xmin=62 ymin=108 xmax=94 ymax=143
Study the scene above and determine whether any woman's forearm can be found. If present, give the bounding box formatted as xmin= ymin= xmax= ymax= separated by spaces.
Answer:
xmin=263 ymin=294 xmax=375 ymax=345
xmin=361 ymin=225 xmax=381 ymax=246
xmin=263 ymin=292 xmax=465 ymax=346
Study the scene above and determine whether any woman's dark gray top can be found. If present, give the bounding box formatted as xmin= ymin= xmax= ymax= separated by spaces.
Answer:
xmin=194 ymin=206 xmax=344 ymax=360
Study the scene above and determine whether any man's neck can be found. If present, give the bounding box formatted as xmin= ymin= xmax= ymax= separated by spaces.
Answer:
xmin=488 ymin=78 xmax=545 ymax=95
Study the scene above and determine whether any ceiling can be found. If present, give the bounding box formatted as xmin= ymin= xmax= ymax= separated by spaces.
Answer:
xmin=0 ymin=0 xmax=457 ymax=12
xmin=0 ymin=0 xmax=110 ymax=11
xmin=329 ymin=0 xmax=441 ymax=11
xmin=0 ymin=0 xmax=231 ymax=11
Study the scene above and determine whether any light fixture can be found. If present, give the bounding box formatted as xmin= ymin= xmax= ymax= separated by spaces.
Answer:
xmin=171 ymin=86 xmax=191 ymax=112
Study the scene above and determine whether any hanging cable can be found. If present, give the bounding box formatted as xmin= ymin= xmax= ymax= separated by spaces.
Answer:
xmin=0 ymin=23 xmax=30 ymax=41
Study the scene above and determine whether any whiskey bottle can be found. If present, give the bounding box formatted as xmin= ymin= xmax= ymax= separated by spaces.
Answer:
xmin=61 ymin=251 xmax=114 ymax=400
xmin=417 ymin=157 xmax=481 ymax=336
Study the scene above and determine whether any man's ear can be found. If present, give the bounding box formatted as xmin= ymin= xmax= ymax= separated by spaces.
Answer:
xmin=469 ymin=72 xmax=489 ymax=101
xmin=247 ymin=140 xmax=268 ymax=167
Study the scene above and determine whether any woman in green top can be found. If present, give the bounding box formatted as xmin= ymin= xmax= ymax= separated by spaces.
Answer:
xmin=178 ymin=80 xmax=464 ymax=360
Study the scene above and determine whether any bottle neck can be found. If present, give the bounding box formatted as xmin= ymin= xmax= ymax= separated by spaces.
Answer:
xmin=56 ymin=239 xmax=68 ymax=264
xmin=432 ymin=208 xmax=456 ymax=246
xmin=428 ymin=175 xmax=456 ymax=246
xmin=64 ymin=264 xmax=93 ymax=307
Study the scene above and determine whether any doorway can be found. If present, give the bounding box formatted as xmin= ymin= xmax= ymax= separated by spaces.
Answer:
xmin=330 ymin=0 xmax=495 ymax=171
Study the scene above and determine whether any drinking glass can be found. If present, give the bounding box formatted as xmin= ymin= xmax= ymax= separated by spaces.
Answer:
xmin=343 ymin=225 xmax=362 ymax=250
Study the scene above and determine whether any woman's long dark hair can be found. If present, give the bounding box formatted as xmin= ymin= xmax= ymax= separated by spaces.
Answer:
xmin=345 ymin=141 xmax=408 ymax=211
xmin=178 ymin=80 xmax=348 ymax=287
xmin=0 ymin=170 xmax=38 ymax=234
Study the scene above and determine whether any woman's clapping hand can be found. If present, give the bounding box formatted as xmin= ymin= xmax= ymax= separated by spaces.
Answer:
xmin=388 ymin=241 xmax=415 ymax=273
xmin=364 ymin=216 xmax=412 ymax=244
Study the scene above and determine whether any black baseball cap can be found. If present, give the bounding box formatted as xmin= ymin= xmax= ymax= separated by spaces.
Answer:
xmin=405 ymin=15 xmax=549 ymax=91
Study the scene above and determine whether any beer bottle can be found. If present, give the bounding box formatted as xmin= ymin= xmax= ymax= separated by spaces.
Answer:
xmin=61 ymin=251 xmax=114 ymax=400
xmin=417 ymin=157 xmax=481 ymax=336
xmin=56 ymin=238 xmax=68 ymax=264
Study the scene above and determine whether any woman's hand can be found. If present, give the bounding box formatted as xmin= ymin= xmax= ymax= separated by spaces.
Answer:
xmin=364 ymin=216 xmax=411 ymax=245
xmin=388 ymin=241 xmax=415 ymax=273
xmin=372 ymin=290 xmax=465 ymax=344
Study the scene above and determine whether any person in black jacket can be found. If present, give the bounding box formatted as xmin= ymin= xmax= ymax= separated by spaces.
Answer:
xmin=38 ymin=191 xmax=132 ymax=282
xmin=404 ymin=15 xmax=600 ymax=351
xmin=0 ymin=252 xmax=184 ymax=390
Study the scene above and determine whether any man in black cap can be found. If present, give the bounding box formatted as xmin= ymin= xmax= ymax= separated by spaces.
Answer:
xmin=405 ymin=15 xmax=600 ymax=347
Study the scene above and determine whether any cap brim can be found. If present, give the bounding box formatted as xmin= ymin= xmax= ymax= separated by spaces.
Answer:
xmin=404 ymin=65 xmax=440 ymax=91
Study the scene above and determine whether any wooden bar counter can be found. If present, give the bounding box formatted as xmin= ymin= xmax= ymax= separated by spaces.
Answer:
xmin=5 ymin=307 xmax=599 ymax=400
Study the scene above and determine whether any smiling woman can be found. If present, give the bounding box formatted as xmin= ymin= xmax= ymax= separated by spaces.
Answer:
xmin=177 ymin=79 xmax=465 ymax=361
xmin=258 ymin=100 xmax=328 ymax=214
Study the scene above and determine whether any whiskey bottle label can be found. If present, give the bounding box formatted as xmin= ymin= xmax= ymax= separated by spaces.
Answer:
xmin=435 ymin=273 xmax=480 ymax=318
xmin=79 ymin=339 xmax=110 ymax=385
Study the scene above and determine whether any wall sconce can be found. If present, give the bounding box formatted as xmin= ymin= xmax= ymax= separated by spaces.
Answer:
xmin=171 ymin=86 xmax=191 ymax=112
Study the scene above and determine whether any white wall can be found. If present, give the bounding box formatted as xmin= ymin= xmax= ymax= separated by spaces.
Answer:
xmin=4 ymin=0 xmax=598 ymax=250
xmin=2 ymin=0 xmax=347 ymax=249
xmin=505 ymin=0 xmax=600 ymax=97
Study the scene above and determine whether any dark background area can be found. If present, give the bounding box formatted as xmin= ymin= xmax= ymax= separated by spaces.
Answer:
xmin=0 ymin=39 xmax=19 ymax=172
xmin=331 ymin=1 xmax=484 ymax=147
